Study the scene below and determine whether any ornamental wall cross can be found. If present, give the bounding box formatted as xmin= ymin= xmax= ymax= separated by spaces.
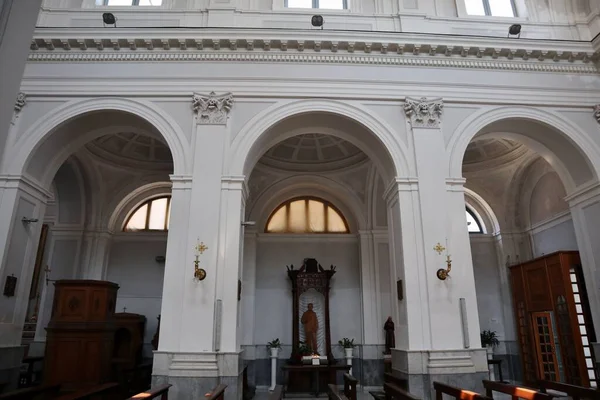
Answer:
xmin=196 ymin=242 xmax=208 ymax=254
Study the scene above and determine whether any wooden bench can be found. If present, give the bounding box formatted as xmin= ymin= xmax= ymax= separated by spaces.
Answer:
xmin=538 ymin=380 xmax=600 ymax=400
xmin=0 ymin=384 xmax=61 ymax=400
xmin=483 ymin=380 xmax=552 ymax=400
xmin=384 ymin=381 xmax=421 ymax=400
xmin=205 ymin=384 xmax=227 ymax=400
xmin=433 ymin=381 xmax=489 ymax=400
xmin=369 ymin=373 xmax=409 ymax=400
xmin=54 ymin=382 xmax=121 ymax=400
xmin=270 ymin=385 xmax=284 ymax=400
xmin=328 ymin=373 xmax=359 ymax=400
xmin=127 ymin=384 xmax=173 ymax=400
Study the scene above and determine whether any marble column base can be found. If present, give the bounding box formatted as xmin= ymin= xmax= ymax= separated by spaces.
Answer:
xmin=391 ymin=348 xmax=489 ymax=400
xmin=152 ymin=351 xmax=243 ymax=400
xmin=0 ymin=345 xmax=25 ymax=393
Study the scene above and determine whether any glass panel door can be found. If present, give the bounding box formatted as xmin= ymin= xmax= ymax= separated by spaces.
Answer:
xmin=532 ymin=312 xmax=560 ymax=381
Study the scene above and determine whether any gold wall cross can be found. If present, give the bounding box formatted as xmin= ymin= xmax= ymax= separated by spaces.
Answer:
xmin=433 ymin=243 xmax=446 ymax=255
xmin=196 ymin=242 xmax=208 ymax=254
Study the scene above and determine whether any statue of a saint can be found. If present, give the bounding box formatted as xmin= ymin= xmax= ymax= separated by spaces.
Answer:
xmin=301 ymin=303 xmax=319 ymax=354
xmin=384 ymin=316 xmax=395 ymax=354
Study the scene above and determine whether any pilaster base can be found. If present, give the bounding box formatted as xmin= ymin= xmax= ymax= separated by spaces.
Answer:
xmin=391 ymin=348 xmax=488 ymax=400
xmin=152 ymin=351 xmax=244 ymax=400
xmin=0 ymin=346 xmax=25 ymax=393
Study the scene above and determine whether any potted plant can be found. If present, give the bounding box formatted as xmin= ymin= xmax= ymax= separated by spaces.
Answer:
xmin=480 ymin=330 xmax=499 ymax=359
xmin=338 ymin=338 xmax=355 ymax=358
xmin=267 ymin=338 xmax=281 ymax=358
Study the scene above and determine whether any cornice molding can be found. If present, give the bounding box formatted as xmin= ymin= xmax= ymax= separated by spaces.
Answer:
xmin=28 ymin=28 xmax=600 ymax=74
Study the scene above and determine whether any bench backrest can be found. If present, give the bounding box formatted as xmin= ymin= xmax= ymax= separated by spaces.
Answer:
xmin=269 ymin=385 xmax=284 ymax=400
xmin=0 ymin=384 xmax=61 ymax=400
xmin=57 ymin=382 xmax=120 ymax=400
xmin=538 ymin=380 xmax=600 ymax=400
xmin=127 ymin=383 xmax=173 ymax=400
xmin=384 ymin=382 xmax=421 ymax=400
xmin=328 ymin=384 xmax=348 ymax=400
xmin=205 ymin=384 xmax=227 ymax=400
xmin=344 ymin=373 xmax=359 ymax=400
xmin=384 ymin=373 xmax=408 ymax=391
xmin=482 ymin=380 xmax=552 ymax=400
xmin=433 ymin=381 xmax=489 ymax=400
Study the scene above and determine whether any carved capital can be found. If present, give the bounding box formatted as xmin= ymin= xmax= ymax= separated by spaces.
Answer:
xmin=404 ymin=97 xmax=443 ymax=128
xmin=192 ymin=92 xmax=233 ymax=125
xmin=594 ymin=104 xmax=600 ymax=124
xmin=14 ymin=92 xmax=27 ymax=113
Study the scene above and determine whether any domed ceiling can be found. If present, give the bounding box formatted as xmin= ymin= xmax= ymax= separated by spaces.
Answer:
xmin=86 ymin=133 xmax=172 ymax=168
xmin=463 ymin=138 xmax=526 ymax=167
xmin=259 ymin=134 xmax=368 ymax=172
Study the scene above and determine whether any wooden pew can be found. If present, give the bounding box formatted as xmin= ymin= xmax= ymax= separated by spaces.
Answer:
xmin=384 ymin=373 xmax=409 ymax=391
xmin=433 ymin=381 xmax=489 ymax=400
xmin=383 ymin=381 xmax=421 ymax=400
xmin=328 ymin=373 xmax=359 ymax=400
xmin=0 ymin=384 xmax=60 ymax=400
xmin=269 ymin=385 xmax=284 ymax=400
xmin=54 ymin=382 xmax=121 ymax=400
xmin=205 ymin=384 xmax=227 ymax=400
xmin=538 ymin=380 xmax=600 ymax=400
xmin=483 ymin=380 xmax=552 ymax=400
xmin=126 ymin=384 xmax=173 ymax=400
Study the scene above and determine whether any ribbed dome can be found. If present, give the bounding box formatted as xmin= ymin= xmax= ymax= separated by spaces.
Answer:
xmin=463 ymin=138 xmax=524 ymax=165
xmin=86 ymin=133 xmax=172 ymax=167
xmin=259 ymin=134 xmax=367 ymax=171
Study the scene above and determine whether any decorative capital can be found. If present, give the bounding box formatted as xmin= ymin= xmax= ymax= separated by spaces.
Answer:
xmin=192 ymin=92 xmax=233 ymax=125
xmin=14 ymin=92 xmax=27 ymax=113
xmin=594 ymin=104 xmax=600 ymax=124
xmin=404 ymin=97 xmax=443 ymax=128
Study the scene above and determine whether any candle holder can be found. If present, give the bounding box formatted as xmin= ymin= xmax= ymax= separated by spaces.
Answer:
xmin=194 ymin=241 xmax=208 ymax=281
xmin=437 ymin=255 xmax=452 ymax=280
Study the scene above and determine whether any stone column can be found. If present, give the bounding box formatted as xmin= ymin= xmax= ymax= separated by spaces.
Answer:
xmin=0 ymin=175 xmax=50 ymax=391
xmin=358 ymin=230 xmax=383 ymax=386
xmin=566 ymin=183 xmax=600 ymax=371
xmin=0 ymin=0 xmax=43 ymax=167
xmin=153 ymin=92 xmax=240 ymax=400
xmin=77 ymin=230 xmax=113 ymax=280
xmin=390 ymin=98 xmax=487 ymax=400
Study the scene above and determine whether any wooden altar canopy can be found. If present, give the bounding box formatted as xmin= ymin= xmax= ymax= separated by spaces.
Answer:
xmin=288 ymin=258 xmax=336 ymax=362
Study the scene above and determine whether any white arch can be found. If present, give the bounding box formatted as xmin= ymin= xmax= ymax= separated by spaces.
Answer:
xmin=4 ymin=97 xmax=190 ymax=187
xmin=228 ymin=99 xmax=411 ymax=182
xmin=447 ymin=106 xmax=600 ymax=193
xmin=464 ymin=188 xmax=501 ymax=235
xmin=247 ymin=174 xmax=366 ymax=233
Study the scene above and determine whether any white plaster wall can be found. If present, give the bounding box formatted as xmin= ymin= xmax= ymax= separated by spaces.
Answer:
xmin=532 ymin=218 xmax=578 ymax=257
xmin=470 ymin=237 xmax=505 ymax=340
xmin=253 ymin=237 xmax=362 ymax=347
xmin=529 ymin=172 xmax=569 ymax=226
xmin=106 ymin=236 xmax=166 ymax=354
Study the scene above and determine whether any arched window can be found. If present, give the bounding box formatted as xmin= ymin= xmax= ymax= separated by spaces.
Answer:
xmin=466 ymin=207 xmax=484 ymax=233
xmin=266 ymin=197 xmax=349 ymax=233
xmin=124 ymin=196 xmax=171 ymax=231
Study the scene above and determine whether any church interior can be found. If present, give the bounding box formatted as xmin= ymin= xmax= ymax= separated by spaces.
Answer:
xmin=0 ymin=1 xmax=600 ymax=400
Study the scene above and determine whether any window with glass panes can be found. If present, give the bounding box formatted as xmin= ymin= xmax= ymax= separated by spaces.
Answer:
xmin=124 ymin=196 xmax=171 ymax=231
xmin=266 ymin=197 xmax=349 ymax=233
xmin=464 ymin=0 xmax=516 ymax=17
xmin=285 ymin=0 xmax=346 ymax=10
xmin=98 ymin=0 xmax=162 ymax=6
xmin=466 ymin=208 xmax=484 ymax=233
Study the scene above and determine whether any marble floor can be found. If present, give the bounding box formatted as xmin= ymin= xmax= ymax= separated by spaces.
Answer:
xmin=253 ymin=390 xmax=373 ymax=400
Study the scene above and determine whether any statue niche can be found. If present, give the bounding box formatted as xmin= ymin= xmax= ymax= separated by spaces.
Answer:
xmin=287 ymin=258 xmax=336 ymax=363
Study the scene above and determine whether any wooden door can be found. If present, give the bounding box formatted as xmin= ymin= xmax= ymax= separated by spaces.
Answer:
xmin=532 ymin=312 xmax=560 ymax=381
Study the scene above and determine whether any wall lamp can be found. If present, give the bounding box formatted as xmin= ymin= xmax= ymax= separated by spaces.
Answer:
xmin=22 ymin=217 xmax=39 ymax=224
xmin=508 ymin=24 xmax=521 ymax=38
xmin=241 ymin=221 xmax=256 ymax=227
xmin=102 ymin=13 xmax=117 ymax=27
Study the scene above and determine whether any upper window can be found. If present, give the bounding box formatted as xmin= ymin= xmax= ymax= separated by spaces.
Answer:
xmin=266 ymin=197 xmax=349 ymax=233
xmin=285 ymin=0 xmax=346 ymax=9
xmin=97 ymin=0 xmax=162 ymax=5
xmin=465 ymin=0 xmax=515 ymax=17
xmin=124 ymin=196 xmax=171 ymax=231
xmin=466 ymin=208 xmax=484 ymax=233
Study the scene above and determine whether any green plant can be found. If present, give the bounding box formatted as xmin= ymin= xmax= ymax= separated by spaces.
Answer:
xmin=267 ymin=338 xmax=281 ymax=349
xmin=480 ymin=330 xmax=499 ymax=348
xmin=338 ymin=338 xmax=355 ymax=349
xmin=296 ymin=341 xmax=311 ymax=356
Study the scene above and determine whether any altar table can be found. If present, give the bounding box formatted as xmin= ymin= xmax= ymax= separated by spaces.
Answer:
xmin=282 ymin=364 xmax=351 ymax=397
